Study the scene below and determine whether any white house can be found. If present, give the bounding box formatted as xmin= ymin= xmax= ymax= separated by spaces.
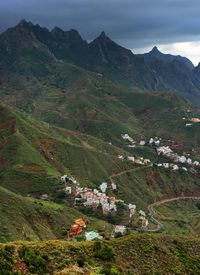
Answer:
xmin=65 ymin=186 xmax=72 ymax=194
xmin=114 ymin=225 xmax=126 ymax=235
xmin=139 ymin=210 xmax=146 ymax=216
xmin=149 ymin=138 xmax=154 ymax=144
xmin=61 ymin=175 xmax=68 ymax=183
xmin=99 ymin=182 xmax=107 ymax=193
xmin=163 ymin=163 xmax=169 ymax=169
xmin=118 ymin=155 xmax=124 ymax=160
xmin=128 ymin=156 xmax=135 ymax=162
xmin=187 ymin=158 xmax=192 ymax=165
xmin=139 ymin=140 xmax=146 ymax=146
xmin=193 ymin=161 xmax=199 ymax=166
xmin=154 ymin=140 xmax=160 ymax=146
xmin=111 ymin=183 xmax=117 ymax=190
xmin=178 ymin=156 xmax=187 ymax=163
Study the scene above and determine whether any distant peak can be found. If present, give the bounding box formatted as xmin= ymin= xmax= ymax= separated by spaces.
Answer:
xmin=51 ymin=27 xmax=82 ymax=41
xmin=151 ymin=46 xmax=159 ymax=53
xmin=17 ymin=19 xmax=33 ymax=28
xmin=100 ymin=31 xmax=106 ymax=37
xmin=51 ymin=26 xmax=64 ymax=34
xmin=94 ymin=31 xmax=110 ymax=42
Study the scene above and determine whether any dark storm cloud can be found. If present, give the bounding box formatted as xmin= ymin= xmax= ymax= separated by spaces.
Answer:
xmin=1 ymin=0 xmax=200 ymax=49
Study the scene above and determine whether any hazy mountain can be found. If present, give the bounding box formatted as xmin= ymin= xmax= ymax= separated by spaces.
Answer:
xmin=1 ymin=20 xmax=200 ymax=106
xmin=137 ymin=46 xmax=195 ymax=71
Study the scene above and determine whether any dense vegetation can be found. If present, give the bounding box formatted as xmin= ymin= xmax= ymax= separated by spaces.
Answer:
xmin=1 ymin=235 xmax=200 ymax=274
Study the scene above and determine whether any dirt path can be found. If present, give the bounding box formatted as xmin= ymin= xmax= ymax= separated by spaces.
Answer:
xmin=109 ymin=166 xmax=143 ymax=183
xmin=145 ymin=196 xmax=200 ymax=232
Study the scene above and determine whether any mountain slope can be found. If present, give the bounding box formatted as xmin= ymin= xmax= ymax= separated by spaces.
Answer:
xmin=0 ymin=186 xmax=112 ymax=242
xmin=1 ymin=20 xmax=200 ymax=107
xmin=137 ymin=46 xmax=194 ymax=71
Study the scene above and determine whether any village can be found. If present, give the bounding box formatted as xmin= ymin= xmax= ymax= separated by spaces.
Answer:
xmin=38 ymin=115 xmax=200 ymax=242
xmin=119 ymin=133 xmax=200 ymax=173
xmin=59 ymin=172 xmax=149 ymax=241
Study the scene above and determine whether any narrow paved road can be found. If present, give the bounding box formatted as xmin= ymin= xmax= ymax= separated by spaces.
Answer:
xmin=145 ymin=196 xmax=200 ymax=232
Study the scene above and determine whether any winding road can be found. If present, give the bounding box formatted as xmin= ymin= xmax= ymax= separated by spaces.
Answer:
xmin=146 ymin=196 xmax=200 ymax=232
xmin=108 ymin=167 xmax=200 ymax=232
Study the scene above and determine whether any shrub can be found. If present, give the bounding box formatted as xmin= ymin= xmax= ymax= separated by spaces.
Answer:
xmin=76 ymin=255 xmax=86 ymax=267
xmin=0 ymin=246 xmax=14 ymax=274
xmin=101 ymin=263 xmax=119 ymax=275
xmin=18 ymin=245 xmax=48 ymax=274
xmin=93 ymin=243 xmax=115 ymax=261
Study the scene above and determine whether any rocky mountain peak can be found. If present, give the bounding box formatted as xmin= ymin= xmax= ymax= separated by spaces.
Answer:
xmin=151 ymin=46 xmax=159 ymax=53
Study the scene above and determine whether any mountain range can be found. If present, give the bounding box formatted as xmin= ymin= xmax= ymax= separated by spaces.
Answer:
xmin=1 ymin=19 xmax=200 ymax=258
xmin=1 ymin=20 xmax=200 ymax=107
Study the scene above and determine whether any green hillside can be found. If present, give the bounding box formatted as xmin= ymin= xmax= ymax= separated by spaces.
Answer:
xmin=2 ymin=234 xmax=200 ymax=274
xmin=0 ymin=104 xmax=133 ymax=197
xmin=154 ymin=199 xmax=200 ymax=236
xmin=0 ymin=186 xmax=112 ymax=243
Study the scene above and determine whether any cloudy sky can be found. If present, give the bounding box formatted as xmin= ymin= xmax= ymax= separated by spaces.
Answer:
xmin=1 ymin=0 xmax=200 ymax=65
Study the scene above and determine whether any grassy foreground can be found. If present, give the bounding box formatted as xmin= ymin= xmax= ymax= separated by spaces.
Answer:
xmin=1 ymin=234 xmax=200 ymax=274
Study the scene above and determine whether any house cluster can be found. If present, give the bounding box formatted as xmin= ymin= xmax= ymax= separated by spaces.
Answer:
xmin=139 ymin=210 xmax=148 ymax=228
xmin=75 ymin=185 xmax=118 ymax=215
xmin=62 ymin=175 xmax=119 ymax=214
xmin=121 ymin=133 xmax=162 ymax=148
xmin=61 ymin=173 xmax=138 ymax=218
xmin=118 ymin=154 xmax=151 ymax=166
xmin=121 ymin=132 xmax=200 ymax=173
xmin=184 ymin=116 xmax=200 ymax=126
xmin=156 ymin=145 xmax=200 ymax=171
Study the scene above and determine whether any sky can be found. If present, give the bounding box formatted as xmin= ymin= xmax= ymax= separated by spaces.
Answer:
xmin=1 ymin=0 xmax=200 ymax=65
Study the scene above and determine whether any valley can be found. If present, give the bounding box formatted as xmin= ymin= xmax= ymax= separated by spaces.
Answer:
xmin=1 ymin=19 xmax=200 ymax=274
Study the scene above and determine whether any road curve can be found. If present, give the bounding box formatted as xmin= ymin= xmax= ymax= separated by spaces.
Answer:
xmin=145 ymin=196 xmax=200 ymax=232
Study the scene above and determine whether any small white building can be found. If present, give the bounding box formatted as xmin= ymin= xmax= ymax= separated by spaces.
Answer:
xmin=178 ymin=156 xmax=187 ymax=163
xmin=114 ymin=225 xmax=126 ymax=235
xmin=149 ymin=138 xmax=154 ymax=144
xmin=187 ymin=158 xmax=192 ymax=165
xmin=154 ymin=140 xmax=160 ymax=146
xmin=111 ymin=182 xmax=117 ymax=190
xmin=85 ymin=231 xmax=103 ymax=241
xmin=157 ymin=146 xmax=172 ymax=156
xmin=139 ymin=140 xmax=146 ymax=146
xmin=118 ymin=155 xmax=124 ymax=160
xmin=182 ymin=167 xmax=188 ymax=171
xmin=163 ymin=163 xmax=169 ymax=169
xmin=129 ymin=204 xmax=136 ymax=217
xmin=128 ymin=156 xmax=135 ymax=162
xmin=99 ymin=182 xmax=107 ymax=193
xmin=61 ymin=175 xmax=68 ymax=183
xmin=65 ymin=186 xmax=72 ymax=194
xmin=171 ymin=164 xmax=179 ymax=171
xmin=40 ymin=194 xmax=48 ymax=200
xmin=139 ymin=210 xmax=146 ymax=216
xmin=193 ymin=161 xmax=199 ymax=166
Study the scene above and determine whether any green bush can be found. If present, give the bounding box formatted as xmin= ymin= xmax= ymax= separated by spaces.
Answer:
xmin=101 ymin=263 xmax=119 ymax=275
xmin=76 ymin=255 xmax=86 ymax=267
xmin=93 ymin=242 xmax=115 ymax=261
xmin=18 ymin=245 xmax=48 ymax=274
xmin=0 ymin=246 xmax=14 ymax=274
